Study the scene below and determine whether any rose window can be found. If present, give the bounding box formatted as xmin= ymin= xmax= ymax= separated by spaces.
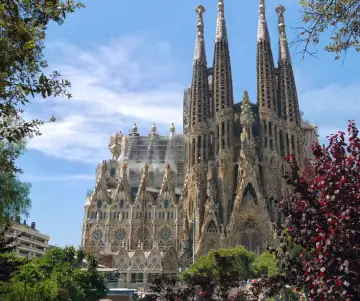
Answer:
xmin=114 ymin=229 xmax=126 ymax=241
xmin=159 ymin=227 xmax=172 ymax=241
xmin=136 ymin=228 xmax=150 ymax=242
xmin=92 ymin=228 xmax=103 ymax=241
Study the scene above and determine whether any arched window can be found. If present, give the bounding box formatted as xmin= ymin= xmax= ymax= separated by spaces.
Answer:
xmin=97 ymin=200 xmax=102 ymax=209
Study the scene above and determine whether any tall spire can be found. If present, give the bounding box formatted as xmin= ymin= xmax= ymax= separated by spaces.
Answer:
xmin=257 ymin=0 xmax=270 ymax=41
xmin=256 ymin=0 xmax=277 ymax=116
xmin=276 ymin=5 xmax=301 ymax=127
xmin=194 ymin=5 xmax=206 ymax=63
xmin=276 ymin=5 xmax=291 ymax=64
xmin=215 ymin=0 xmax=227 ymax=42
xmin=212 ymin=0 xmax=234 ymax=229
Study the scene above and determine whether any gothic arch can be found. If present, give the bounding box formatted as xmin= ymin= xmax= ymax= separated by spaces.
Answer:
xmin=89 ymin=224 xmax=105 ymax=253
xmin=110 ymin=226 xmax=127 ymax=252
xmin=132 ymin=226 xmax=151 ymax=249
xmin=131 ymin=249 xmax=146 ymax=271
xmin=115 ymin=249 xmax=130 ymax=271
xmin=147 ymin=249 xmax=162 ymax=272
xmin=241 ymin=183 xmax=258 ymax=205
xmin=162 ymin=247 xmax=179 ymax=272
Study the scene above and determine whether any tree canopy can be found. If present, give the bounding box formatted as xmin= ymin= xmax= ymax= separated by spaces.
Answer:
xmin=255 ymin=120 xmax=360 ymax=300
xmin=0 ymin=0 xmax=84 ymax=175
xmin=0 ymin=246 xmax=107 ymax=301
xmin=0 ymin=140 xmax=31 ymax=222
xmin=297 ymin=0 xmax=360 ymax=60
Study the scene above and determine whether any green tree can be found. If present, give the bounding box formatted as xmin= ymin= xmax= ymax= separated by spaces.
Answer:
xmin=181 ymin=246 xmax=255 ymax=300
xmin=297 ymin=0 xmax=360 ymax=60
xmin=0 ymin=0 xmax=84 ymax=175
xmin=252 ymin=251 xmax=279 ymax=278
xmin=0 ymin=222 xmax=28 ymax=292
xmin=0 ymin=140 xmax=31 ymax=222
xmin=1 ymin=246 xmax=107 ymax=301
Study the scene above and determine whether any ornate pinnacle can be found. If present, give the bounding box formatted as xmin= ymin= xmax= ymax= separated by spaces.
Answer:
xmin=259 ymin=0 xmax=265 ymax=14
xmin=276 ymin=5 xmax=291 ymax=63
xmin=218 ymin=0 xmax=224 ymax=12
xmin=193 ymin=5 xmax=207 ymax=63
xmin=215 ymin=0 xmax=227 ymax=42
xmin=276 ymin=5 xmax=286 ymax=35
xmin=195 ymin=5 xmax=205 ymax=34
xmin=257 ymin=0 xmax=270 ymax=41
xmin=240 ymin=90 xmax=254 ymax=126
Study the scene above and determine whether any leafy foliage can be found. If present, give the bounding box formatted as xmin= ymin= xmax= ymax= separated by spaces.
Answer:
xmin=0 ymin=0 xmax=84 ymax=175
xmin=0 ymin=222 xmax=28 ymax=290
xmin=256 ymin=120 xmax=360 ymax=300
xmin=181 ymin=246 xmax=255 ymax=299
xmin=1 ymin=246 xmax=107 ymax=301
xmin=296 ymin=0 xmax=360 ymax=60
xmin=252 ymin=251 xmax=279 ymax=278
xmin=0 ymin=140 xmax=31 ymax=221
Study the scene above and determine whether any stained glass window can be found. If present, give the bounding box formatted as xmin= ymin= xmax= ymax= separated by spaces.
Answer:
xmin=163 ymin=199 xmax=169 ymax=209
xmin=97 ymin=200 xmax=102 ymax=209
xmin=114 ymin=228 xmax=126 ymax=241
xmin=110 ymin=167 xmax=116 ymax=177
xmin=119 ymin=199 xmax=125 ymax=208
xmin=92 ymin=228 xmax=103 ymax=241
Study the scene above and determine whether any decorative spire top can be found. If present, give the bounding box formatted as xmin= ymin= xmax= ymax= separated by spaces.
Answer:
xmin=215 ymin=0 xmax=227 ymax=42
xmin=151 ymin=123 xmax=156 ymax=134
xmin=193 ymin=5 xmax=207 ymax=63
xmin=240 ymin=90 xmax=254 ymax=126
xmin=257 ymin=0 xmax=270 ymax=41
xmin=129 ymin=123 xmax=139 ymax=136
xmin=122 ymin=162 xmax=127 ymax=169
xmin=170 ymin=123 xmax=175 ymax=136
xmin=276 ymin=5 xmax=286 ymax=35
xmin=143 ymin=162 xmax=149 ymax=172
xmin=276 ymin=5 xmax=291 ymax=63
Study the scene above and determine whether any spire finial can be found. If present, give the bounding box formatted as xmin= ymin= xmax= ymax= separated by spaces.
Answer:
xmin=195 ymin=5 xmax=205 ymax=35
xmin=276 ymin=5 xmax=286 ymax=35
xmin=276 ymin=5 xmax=291 ymax=63
xmin=257 ymin=0 xmax=270 ymax=41
xmin=193 ymin=5 xmax=207 ymax=63
xmin=215 ymin=0 xmax=227 ymax=41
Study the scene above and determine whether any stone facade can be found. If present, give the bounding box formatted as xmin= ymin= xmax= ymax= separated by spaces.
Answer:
xmin=81 ymin=0 xmax=319 ymax=287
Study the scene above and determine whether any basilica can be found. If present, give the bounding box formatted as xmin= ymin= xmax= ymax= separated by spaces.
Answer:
xmin=81 ymin=0 xmax=319 ymax=288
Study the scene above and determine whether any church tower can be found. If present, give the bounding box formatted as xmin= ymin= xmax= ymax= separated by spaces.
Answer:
xmin=186 ymin=5 xmax=212 ymax=250
xmin=212 ymin=0 xmax=235 ymax=229
xmin=276 ymin=5 xmax=303 ymax=161
xmin=256 ymin=0 xmax=281 ymax=198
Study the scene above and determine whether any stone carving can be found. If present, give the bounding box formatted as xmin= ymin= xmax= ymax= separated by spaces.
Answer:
xmin=109 ymin=132 xmax=123 ymax=160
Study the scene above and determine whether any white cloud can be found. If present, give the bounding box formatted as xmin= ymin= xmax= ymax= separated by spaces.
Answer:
xmin=298 ymin=82 xmax=360 ymax=143
xmin=22 ymin=173 xmax=95 ymax=182
xmin=27 ymin=35 xmax=186 ymax=163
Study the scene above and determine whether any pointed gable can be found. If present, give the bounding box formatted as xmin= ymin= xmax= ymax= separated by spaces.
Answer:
xmin=115 ymin=162 xmax=132 ymax=205
xmin=135 ymin=162 xmax=155 ymax=206
xmin=157 ymin=163 xmax=176 ymax=208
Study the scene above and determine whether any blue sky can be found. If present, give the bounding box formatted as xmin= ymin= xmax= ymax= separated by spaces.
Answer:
xmin=18 ymin=0 xmax=360 ymax=246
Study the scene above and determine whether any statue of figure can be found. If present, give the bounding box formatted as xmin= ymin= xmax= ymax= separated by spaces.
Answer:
xmin=96 ymin=212 xmax=100 ymax=221
xmin=109 ymin=132 xmax=123 ymax=160
xmin=138 ymin=240 xmax=141 ymax=248
xmin=118 ymin=212 xmax=123 ymax=222
xmin=121 ymin=240 xmax=125 ymax=248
